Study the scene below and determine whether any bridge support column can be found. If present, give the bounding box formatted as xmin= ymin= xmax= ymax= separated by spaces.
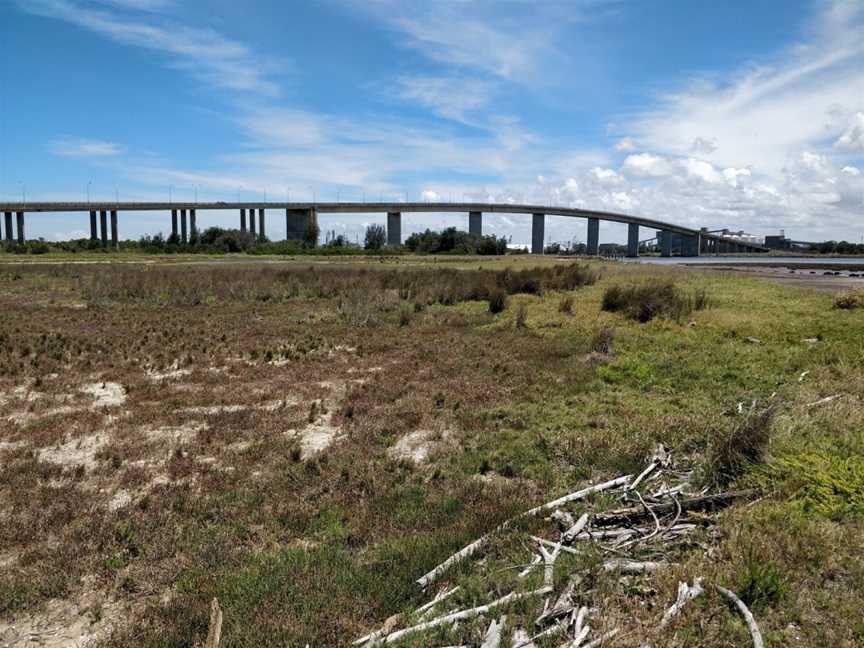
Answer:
xmin=627 ymin=223 xmax=639 ymax=257
xmin=110 ymin=210 xmax=118 ymax=249
xmin=240 ymin=209 xmax=247 ymax=234
xmin=3 ymin=212 xmax=12 ymax=241
xmin=660 ymin=230 xmax=672 ymax=257
xmin=258 ymin=209 xmax=265 ymax=241
xmin=171 ymin=210 xmax=178 ymax=240
xmin=387 ymin=211 xmax=402 ymax=246
xmin=99 ymin=210 xmax=108 ymax=248
xmin=469 ymin=211 xmax=482 ymax=237
xmin=286 ymin=208 xmax=316 ymax=243
xmin=531 ymin=213 xmax=544 ymax=254
xmin=587 ymin=218 xmax=599 ymax=255
xmin=190 ymin=209 xmax=197 ymax=241
xmin=249 ymin=208 xmax=256 ymax=238
xmin=89 ymin=210 xmax=97 ymax=241
xmin=682 ymin=234 xmax=701 ymax=257
xmin=15 ymin=212 xmax=24 ymax=244
xmin=180 ymin=209 xmax=188 ymax=243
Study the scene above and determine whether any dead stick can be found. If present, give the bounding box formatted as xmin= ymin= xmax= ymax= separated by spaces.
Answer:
xmin=716 ymin=585 xmax=764 ymax=648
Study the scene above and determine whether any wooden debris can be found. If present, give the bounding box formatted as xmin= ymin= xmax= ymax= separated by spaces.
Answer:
xmin=806 ymin=394 xmax=840 ymax=408
xmin=480 ymin=615 xmax=506 ymax=648
xmin=416 ymin=586 xmax=460 ymax=618
xmin=579 ymin=628 xmax=619 ymax=647
xmin=416 ymin=475 xmax=632 ymax=588
xmin=562 ymin=513 xmax=590 ymax=544
xmin=716 ymin=585 xmax=764 ymax=648
xmin=511 ymin=627 xmax=536 ymax=648
xmin=204 ymin=598 xmax=222 ymax=648
xmin=593 ymin=489 xmax=760 ymax=526
xmin=602 ymin=560 xmax=667 ymax=574
xmin=660 ymin=577 xmax=704 ymax=628
xmin=370 ymin=587 xmax=552 ymax=645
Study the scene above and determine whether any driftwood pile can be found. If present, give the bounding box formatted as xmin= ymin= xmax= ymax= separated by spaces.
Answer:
xmin=354 ymin=445 xmax=764 ymax=647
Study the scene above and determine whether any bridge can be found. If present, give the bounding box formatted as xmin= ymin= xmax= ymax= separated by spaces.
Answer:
xmin=0 ymin=202 xmax=768 ymax=256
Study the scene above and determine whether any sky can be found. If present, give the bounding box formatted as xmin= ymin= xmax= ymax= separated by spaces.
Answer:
xmin=1 ymin=0 xmax=862 ymax=245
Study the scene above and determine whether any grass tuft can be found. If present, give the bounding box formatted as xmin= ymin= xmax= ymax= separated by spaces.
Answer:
xmin=601 ymin=281 xmax=708 ymax=322
xmin=707 ymin=406 xmax=774 ymax=485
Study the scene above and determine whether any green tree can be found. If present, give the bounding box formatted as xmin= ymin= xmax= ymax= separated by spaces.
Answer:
xmin=303 ymin=218 xmax=320 ymax=248
xmin=364 ymin=224 xmax=387 ymax=250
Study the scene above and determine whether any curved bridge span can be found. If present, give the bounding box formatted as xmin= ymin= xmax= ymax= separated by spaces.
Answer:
xmin=0 ymin=202 xmax=767 ymax=256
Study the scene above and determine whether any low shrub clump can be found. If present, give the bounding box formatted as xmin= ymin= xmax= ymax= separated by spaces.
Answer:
xmin=488 ymin=288 xmax=508 ymax=314
xmin=601 ymin=281 xmax=709 ymax=322
xmin=833 ymin=291 xmax=863 ymax=309
xmin=707 ymin=406 xmax=774 ymax=485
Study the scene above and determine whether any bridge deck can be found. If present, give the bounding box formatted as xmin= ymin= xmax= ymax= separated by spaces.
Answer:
xmin=0 ymin=201 xmax=768 ymax=251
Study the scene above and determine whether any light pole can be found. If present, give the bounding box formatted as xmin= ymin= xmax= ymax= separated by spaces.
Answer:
xmin=113 ymin=182 xmax=119 ymax=205
xmin=194 ymin=186 xmax=198 ymax=203
xmin=86 ymin=181 xmax=92 ymax=204
xmin=169 ymin=185 xmax=173 ymax=204
xmin=19 ymin=182 xmax=25 ymax=205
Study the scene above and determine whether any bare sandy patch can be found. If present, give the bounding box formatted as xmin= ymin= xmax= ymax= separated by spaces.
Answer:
xmin=179 ymin=398 xmax=297 ymax=415
xmin=143 ymin=421 xmax=208 ymax=444
xmin=287 ymin=382 xmax=348 ymax=457
xmin=81 ymin=382 xmax=126 ymax=408
xmin=0 ymin=581 xmax=123 ymax=648
xmin=145 ymin=362 xmax=193 ymax=382
xmin=387 ymin=428 xmax=455 ymax=463
xmin=39 ymin=433 xmax=108 ymax=470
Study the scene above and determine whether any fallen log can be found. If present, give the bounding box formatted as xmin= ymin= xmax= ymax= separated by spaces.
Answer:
xmin=592 ymin=489 xmax=760 ymax=527
xmin=602 ymin=560 xmax=668 ymax=574
xmin=373 ymin=587 xmax=552 ymax=645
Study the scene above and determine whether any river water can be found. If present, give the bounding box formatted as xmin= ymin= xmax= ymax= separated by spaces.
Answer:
xmin=625 ymin=256 xmax=864 ymax=267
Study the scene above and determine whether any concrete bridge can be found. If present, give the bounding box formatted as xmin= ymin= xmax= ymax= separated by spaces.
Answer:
xmin=0 ymin=202 xmax=768 ymax=256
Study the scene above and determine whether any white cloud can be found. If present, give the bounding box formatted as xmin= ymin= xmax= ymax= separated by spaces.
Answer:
xmin=50 ymin=138 xmax=122 ymax=157
xmin=842 ymin=165 xmax=860 ymax=176
xmin=722 ymin=167 xmax=751 ymax=187
xmin=396 ymin=75 xmax=496 ymax=123
xmin=834 ymin=111 xmax=864 ymax=152
xmin=590 ymin=167 xmax=621 ymax=183
xmin=622 ymin=153 xmax=674 ymax=177
xmin=627 ymin=1 xmax=864 ymax=175
xmin=683 ymin=158 xmax=723 ymax=184
xmin=691 ymin=137 xmax=717 ymax=154
xmin=614 ymin=137 xmax=636 ymax=151
xmin=20 ymin=0 xmax=282 ymax=95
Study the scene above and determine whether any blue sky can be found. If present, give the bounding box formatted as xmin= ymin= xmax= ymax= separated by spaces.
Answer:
xmin=1 ymin=0 xmax=862 ymax=244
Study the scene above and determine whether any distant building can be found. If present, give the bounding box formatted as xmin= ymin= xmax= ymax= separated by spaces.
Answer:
xmin=763 ymin=230 xmax=817 ymax=251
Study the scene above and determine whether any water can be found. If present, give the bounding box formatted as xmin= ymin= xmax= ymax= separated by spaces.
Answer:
xmin=625 ymin=256 xmax=864 ymax=266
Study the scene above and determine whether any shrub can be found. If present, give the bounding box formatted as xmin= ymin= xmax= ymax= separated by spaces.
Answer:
xmin=707 ymin=406 xmax=774 ymax=485
xmin=601 ymin=282 xmax=708 ymax=322
xmin=833 ymin=292 xmax=863 ymax=309
xmin=737 ymin=553 xmax=785 ymax=610
xmin=558 ymin=295 xmax=573 ymax=314
xmin=590 ymin=325 xmax=614 ymax=354
xmin=515 ymin=303 xmax=528 ymax=328
xmin=488 ymin=289 xmax=508 ymax=314
xmin=398 ymin=306 xmax=413 ymax=327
